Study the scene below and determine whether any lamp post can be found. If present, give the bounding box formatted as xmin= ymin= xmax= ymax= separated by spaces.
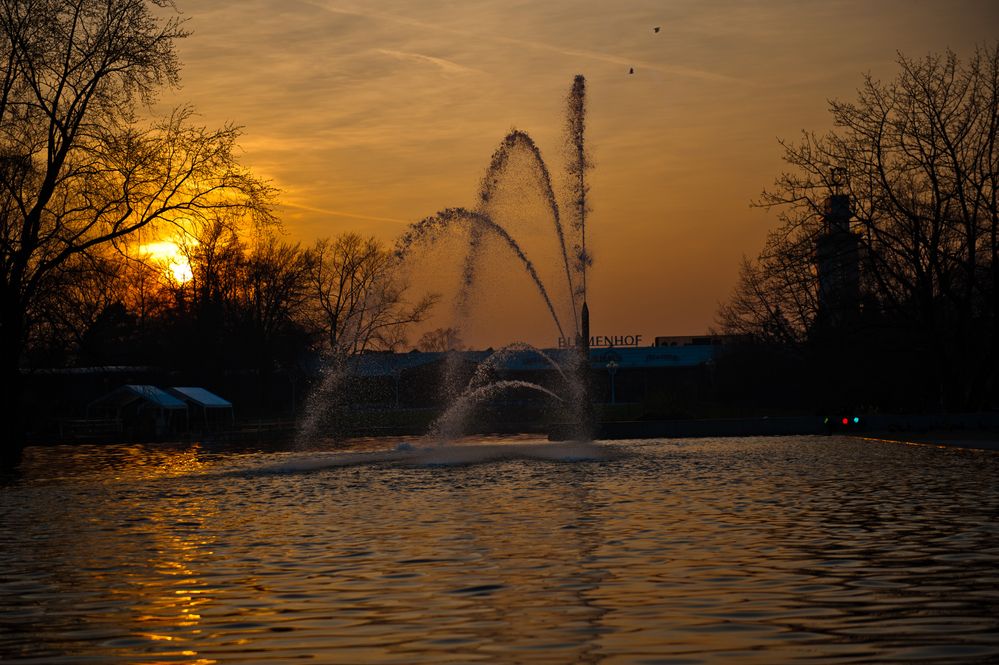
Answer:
xmin=607 ymin=359 xmax=618 ymax=404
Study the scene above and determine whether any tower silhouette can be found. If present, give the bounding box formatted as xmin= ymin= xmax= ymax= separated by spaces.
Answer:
xmin=815 ymin=194 xmax=861 ymax=327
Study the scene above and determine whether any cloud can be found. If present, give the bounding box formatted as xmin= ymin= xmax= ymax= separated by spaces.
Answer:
xmin=307 ymin=1 xmax=740 ymax=83
xmin=373 ymin=48 xmax=481 ymax=75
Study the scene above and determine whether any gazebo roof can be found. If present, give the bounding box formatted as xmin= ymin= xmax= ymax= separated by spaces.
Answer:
xmin=169 ymin=386 xmax=233 ymax=409
xmin=89 ymin=384 xmax=188 ymax=411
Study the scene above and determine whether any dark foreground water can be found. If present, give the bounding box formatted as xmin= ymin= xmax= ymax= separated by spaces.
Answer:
xmin=2 ymin=436 xmax=998 ymax=664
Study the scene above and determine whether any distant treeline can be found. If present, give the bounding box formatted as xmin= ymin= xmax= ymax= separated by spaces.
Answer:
xmin=26 ymin=231 xmax=434 ymax=377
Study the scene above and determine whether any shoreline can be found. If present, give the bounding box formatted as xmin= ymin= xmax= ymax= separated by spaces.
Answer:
xmin=858 ymin=431 xmax=999 ymax=452
xmin=18 ymin=415 xmax=999 ymax=452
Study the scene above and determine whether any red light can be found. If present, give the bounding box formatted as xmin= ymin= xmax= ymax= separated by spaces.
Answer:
xmin=841 ymin=417 xmax=849 ymax=425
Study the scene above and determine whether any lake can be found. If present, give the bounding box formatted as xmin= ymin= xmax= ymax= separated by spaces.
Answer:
xmin=2 ymin=435 xmax=998 ymax=663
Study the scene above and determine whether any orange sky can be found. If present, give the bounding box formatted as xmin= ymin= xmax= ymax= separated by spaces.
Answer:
xmin=161 ymin=0 xmax=998 ymax=349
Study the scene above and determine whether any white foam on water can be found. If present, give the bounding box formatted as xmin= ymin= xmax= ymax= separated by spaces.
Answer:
xmin=248 ymin=440 xmax=617 ymax=475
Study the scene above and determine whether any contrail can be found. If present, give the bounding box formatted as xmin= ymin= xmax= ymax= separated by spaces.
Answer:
xmin=279 ymin=201 xmax=411 ymax=225
xmin=306 ymin=1 xmax=742 ymax=84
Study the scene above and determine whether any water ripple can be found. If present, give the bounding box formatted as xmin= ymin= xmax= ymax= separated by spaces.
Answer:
xmin=1 ymin=436 xmax=998 ymax=663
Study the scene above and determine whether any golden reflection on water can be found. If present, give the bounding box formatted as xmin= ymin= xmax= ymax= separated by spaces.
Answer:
xmin=129 ymin=465 xmax=218 ymax=662
xmin=2 ymin=437 xmax=999 ymax=663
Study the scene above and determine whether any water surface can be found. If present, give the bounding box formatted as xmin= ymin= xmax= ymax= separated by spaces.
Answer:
xmin=2 ymin=436 xmax=998 ymax=663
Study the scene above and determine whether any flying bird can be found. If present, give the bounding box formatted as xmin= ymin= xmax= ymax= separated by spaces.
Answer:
xmin=654 ymin=26 xmax=660 ymax=33
xmin=629 ymin=67 xmax=634 ymax=74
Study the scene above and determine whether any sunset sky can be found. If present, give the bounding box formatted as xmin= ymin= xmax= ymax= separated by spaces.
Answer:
xmin=161 ymin=0 xmax=998 ymax=348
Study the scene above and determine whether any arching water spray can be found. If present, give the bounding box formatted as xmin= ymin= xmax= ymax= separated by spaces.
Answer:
xmin=466 ymin=342 xmax=570 ymax=393
xmin=479 ymin=131 xmax=579 ymax=335
xmin=296 ymin=353 xmax=350 ymax=444
xmin=430 ymin=380 xmax=564 ymax=442
xmin=395 ymin=207 xmax=566 ymax=340
xmin=388 ymin=76 xmax=596 ymax=442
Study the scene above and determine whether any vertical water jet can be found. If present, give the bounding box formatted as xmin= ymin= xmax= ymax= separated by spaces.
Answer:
xmin=567 ymin=76 xmax=594 ymax=438
xmin=565 ymin=74 xmax=592 ymax=313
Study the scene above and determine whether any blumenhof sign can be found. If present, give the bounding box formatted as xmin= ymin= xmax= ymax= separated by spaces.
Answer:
xmin=557 ymin=334 xmax=643 ymax=348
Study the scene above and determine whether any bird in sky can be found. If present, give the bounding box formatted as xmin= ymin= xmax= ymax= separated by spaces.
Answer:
xmin=629 ymin=67 xmax=634 ymax=74
xmin=653 ymin=26 xmax=660 ymax=33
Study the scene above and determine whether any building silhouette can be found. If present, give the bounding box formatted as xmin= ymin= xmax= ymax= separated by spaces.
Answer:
xmin=815 ymin=194 xmax=861 ymax=327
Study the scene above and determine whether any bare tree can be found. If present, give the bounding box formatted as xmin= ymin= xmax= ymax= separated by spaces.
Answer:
xmin=716 ymin=255 xmax=813 ymax=347
xmin=241 ymin=235 xmax=312 ymax=352
xmin=26 ymin=249 xmax=125 ymax=364
xmin=719 ymin=44 xmax=999 ymax=408
xmin=0 ymin=0 xmax=272 ymax=442
xmin=417 ymin=327 xmax=464 ymax=352
xmin=176 ymin=212 xmax=249 ymax=318
xmin=306 ymin=233 xmax=437 ymax=358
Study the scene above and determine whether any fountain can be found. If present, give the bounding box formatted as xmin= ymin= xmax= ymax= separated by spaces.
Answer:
xmin=393 ymin=75 xmax=595 ymax=441
xmin=299 ymin=75 xmax=596 ymax=446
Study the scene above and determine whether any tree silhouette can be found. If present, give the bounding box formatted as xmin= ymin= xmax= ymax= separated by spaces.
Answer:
xmin=417 ymin=327 xmax=464 ymax=352
xmin=0 ymin=0 xmax=272 ymax=445
xmin=720 ymin=45 xmax=999 ymax=410
xmin=306 ymin=233 xmax=437 ymax=359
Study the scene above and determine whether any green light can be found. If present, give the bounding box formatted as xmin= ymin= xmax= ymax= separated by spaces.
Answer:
xmin=853 ymin=417 xmax=860 ymax=424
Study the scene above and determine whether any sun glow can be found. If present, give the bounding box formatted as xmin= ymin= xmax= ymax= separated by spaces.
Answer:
xmin=141 ymin=241 xmax=194 ymax=284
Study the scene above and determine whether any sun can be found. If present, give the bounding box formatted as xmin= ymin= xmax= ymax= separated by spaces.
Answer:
xmin=140 ymin=240 xmax=194 ymax=284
